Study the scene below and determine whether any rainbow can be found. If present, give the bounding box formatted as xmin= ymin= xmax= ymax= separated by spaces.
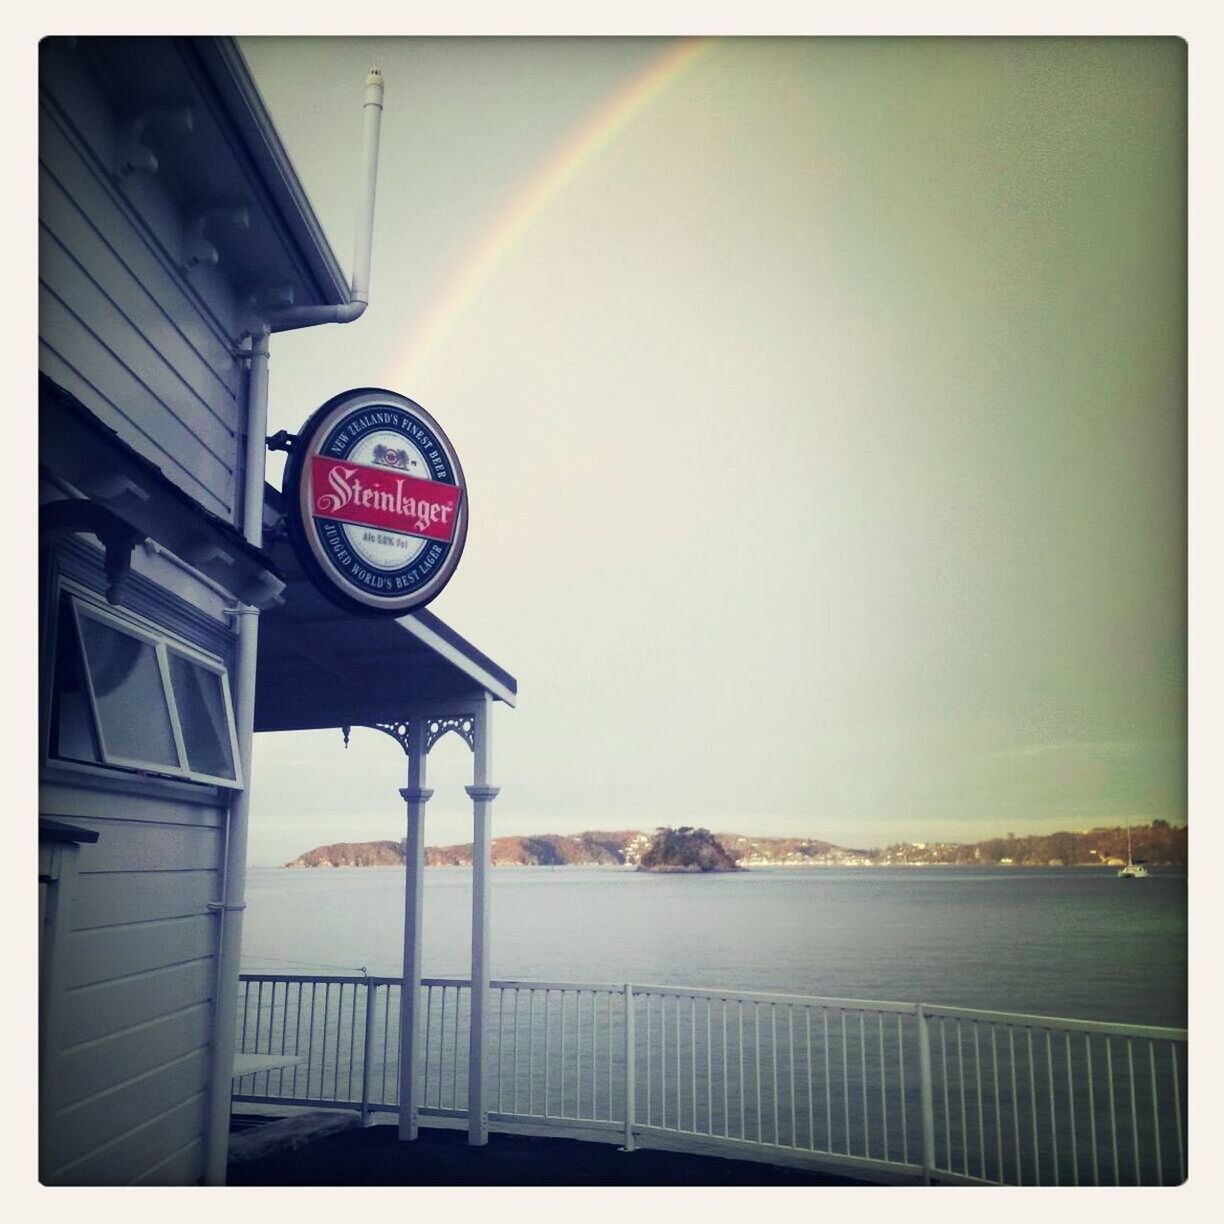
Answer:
xmin=395 ymin=37 xmax=717 ymax=385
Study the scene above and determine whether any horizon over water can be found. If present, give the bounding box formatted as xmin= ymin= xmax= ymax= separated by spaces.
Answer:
xmin=240 ymin=865 xmax=1186 ymax=1030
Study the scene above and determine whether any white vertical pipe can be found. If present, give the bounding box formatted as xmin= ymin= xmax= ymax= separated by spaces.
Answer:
xmin=398 ymin=721 xmax=430 ymax=1140
xmin=203 ymin=325 xmax=269 ymax=1185
xmin=350 ymin=69 xmax=384 ymax=306
xmin=465 ymin=692 xmax=497 ymax=1145
xmin=203 ymin=65 xmax=387 ymax=1168
xmin=268 ymin=69 xmax=385 ymax=333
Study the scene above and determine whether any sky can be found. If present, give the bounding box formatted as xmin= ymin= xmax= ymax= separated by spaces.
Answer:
xmin=235 ymin=35 xmax=1187 ymax=866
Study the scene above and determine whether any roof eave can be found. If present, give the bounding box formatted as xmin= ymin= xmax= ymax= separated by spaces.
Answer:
xmin=191 ymin=37 xmax=351 ymax=308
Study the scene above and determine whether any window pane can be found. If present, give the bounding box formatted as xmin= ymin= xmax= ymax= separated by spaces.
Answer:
xmin=49 ymin=595 xmax=101 ymax=764
xmin=167 ymin=651 xmax=237 ymax=780
xmin=77 ymin=614 xmax=180 ymax=768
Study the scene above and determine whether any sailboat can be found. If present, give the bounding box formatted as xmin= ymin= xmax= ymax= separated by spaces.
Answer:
xmin=1117 ymin=818 xmax=1149 ymax=879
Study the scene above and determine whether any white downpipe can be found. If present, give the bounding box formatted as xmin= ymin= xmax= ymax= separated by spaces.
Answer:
xmin=203 ymin=65 xmax=385 ymax=1181
xmin=203 ymin=326 xmax=270 ymax=1184
xmin=349 ymin=67 xmax=384 ymax=310
xmin=267 ymin=68 xmax=384 ymax=334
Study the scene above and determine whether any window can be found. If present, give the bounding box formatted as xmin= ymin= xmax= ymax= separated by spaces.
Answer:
xmin=165 ymin=648 xmax=238 ymax=780
xmin=47 ymin=590 xmax=242 ymax=788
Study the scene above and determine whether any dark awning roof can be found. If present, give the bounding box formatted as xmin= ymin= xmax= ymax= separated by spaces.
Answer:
xmin=40 ymin=376 xmax=285 ymax=608
xmin=254 ymin=494 xmax=517 ymax=733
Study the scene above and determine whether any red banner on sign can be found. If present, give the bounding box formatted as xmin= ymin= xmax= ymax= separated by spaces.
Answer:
xmin=309 ymin=455 xmax=462 ymax=542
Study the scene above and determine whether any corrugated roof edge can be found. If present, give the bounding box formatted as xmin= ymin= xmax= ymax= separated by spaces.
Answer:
xmin=190 ymin=37 xmax=351 ymax=309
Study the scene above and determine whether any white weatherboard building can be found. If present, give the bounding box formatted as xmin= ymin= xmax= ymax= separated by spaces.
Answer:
xmin=38 ymin=36 xmax=515 ymax=1185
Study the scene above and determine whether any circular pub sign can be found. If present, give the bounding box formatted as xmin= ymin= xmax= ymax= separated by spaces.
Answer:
xmin=283 ymin=388 xmax=467 ymax=616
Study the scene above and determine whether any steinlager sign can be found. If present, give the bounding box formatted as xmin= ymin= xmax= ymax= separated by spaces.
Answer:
xmin=283 ymin=388 xmax=468 ymax=615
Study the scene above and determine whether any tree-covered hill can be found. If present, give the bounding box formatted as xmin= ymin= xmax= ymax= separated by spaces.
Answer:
xmin=880 ymin=821 xmax=1186 ymax=867
xmin=636 ymin=827 xmax=743 ymax=873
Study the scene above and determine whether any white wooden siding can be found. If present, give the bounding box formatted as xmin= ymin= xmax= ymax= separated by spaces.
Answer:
xmin=131 ymin=1137 xmax=207 ymax=1186
xmin=60 ymin=913 xmax=218 ymax=991
xmin=72 ymin=868 xmax=219 ymax=931
xmin=38 ymin=141 xmax=240 ymax=424
xmin=61 ymin=958 xmax=216 ymax=1049
xmin=40 ymin=789 xmax=226 ymax=1187
xmin=56 ymin=1003 xmax=214 ymax=1105
xmin=52 ymin=1076 xmax=209 ymax=1186
xmin=39 ymin=91 xmax=245 ymax=522
xmin=63 ymin=817 xmax=224 ymax=872
xmin=40 ymin=780 xmax=228 ymax=828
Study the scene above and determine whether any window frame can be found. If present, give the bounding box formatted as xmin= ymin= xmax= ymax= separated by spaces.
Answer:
xmin=49 ymin=584 xmax=244 ymax=789
xmin=162 ymin=639 xmax=244 ymax=785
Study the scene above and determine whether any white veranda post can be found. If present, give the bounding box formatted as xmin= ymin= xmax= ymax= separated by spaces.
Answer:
xmin=466 ymin=692 xmax=498 ymax=1147
xmin=366 ymin=693 xmax=497 ymax=1148
xmin=398 ymin=720 xmax=429 ymax=1141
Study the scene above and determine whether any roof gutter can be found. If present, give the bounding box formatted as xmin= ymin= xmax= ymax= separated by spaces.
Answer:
xmin=266 ymin=68 xmax=385 ymax=332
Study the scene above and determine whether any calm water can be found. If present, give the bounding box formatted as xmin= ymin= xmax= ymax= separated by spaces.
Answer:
xmin=240 ymin=865 xmax=1187 ymax=1028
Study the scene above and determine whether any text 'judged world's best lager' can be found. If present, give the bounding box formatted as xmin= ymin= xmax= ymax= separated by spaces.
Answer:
xmin=284 ymin=388 xmax=467 ymax=615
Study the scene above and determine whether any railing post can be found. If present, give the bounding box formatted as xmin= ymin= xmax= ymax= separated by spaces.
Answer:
xmin=360 ymin=977 xmax=377 ymax=1125
xmin=623 ymin=983 xmax=636 ymax=1151
xmin=917 ymin=1004 xmax=936 ymax=1185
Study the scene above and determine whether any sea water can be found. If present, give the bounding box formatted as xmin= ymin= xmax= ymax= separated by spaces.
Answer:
xmin=239 ymin=865 xmax=1187 ymax=1028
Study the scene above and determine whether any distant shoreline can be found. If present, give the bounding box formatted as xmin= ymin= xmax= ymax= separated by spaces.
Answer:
xmin=281 ymin=824 xmax=1186 ymax=870
xmin=274 ymin=861 xmax=1183 ymax=871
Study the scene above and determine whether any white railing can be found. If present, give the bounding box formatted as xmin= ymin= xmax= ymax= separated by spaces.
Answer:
xmin=232 ymin=974 xmax=1187 ymax=1185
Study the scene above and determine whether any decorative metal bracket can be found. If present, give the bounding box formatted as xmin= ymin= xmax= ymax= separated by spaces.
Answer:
xmin=367 ymin=720 xmax=414 ymax=756
xmin=425 ymin=715 xmax=475 ymax=752
xmin=344 ymin=714 xmax=477 ymax=756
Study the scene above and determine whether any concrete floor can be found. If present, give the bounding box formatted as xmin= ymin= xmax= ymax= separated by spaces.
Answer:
xmin=226 ymin=1119 xmax=872 ymax=1187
